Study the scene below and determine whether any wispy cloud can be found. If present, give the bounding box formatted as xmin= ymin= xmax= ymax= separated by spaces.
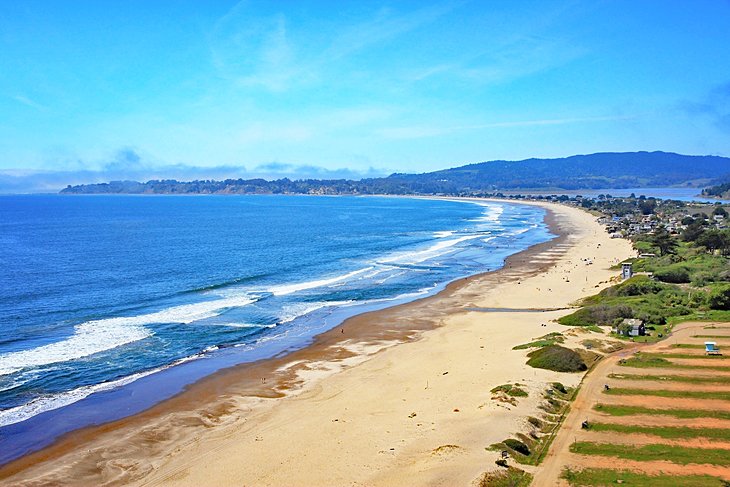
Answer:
xmin=11 ymin=94 xmax=47 ymax=111
xmin=377 ymin=115 xmax=637 ymax=139
xmin=207 ymin=1 xmax=460 ymax=92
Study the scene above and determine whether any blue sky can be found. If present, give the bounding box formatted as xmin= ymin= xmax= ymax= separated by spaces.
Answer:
xmin=1 ymin=0 xmax=730 ymax=189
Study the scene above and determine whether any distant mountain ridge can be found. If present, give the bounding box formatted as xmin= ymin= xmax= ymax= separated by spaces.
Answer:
xmin=61 ymin=151 xmax=730 ymax=195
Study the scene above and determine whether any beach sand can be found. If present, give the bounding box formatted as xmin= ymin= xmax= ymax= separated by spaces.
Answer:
xmin=0 ymin=200 xmax=633 ymax=486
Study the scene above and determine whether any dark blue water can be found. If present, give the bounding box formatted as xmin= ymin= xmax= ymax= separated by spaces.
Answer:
xmin=0 ymin=195 xmax=551 ymax=460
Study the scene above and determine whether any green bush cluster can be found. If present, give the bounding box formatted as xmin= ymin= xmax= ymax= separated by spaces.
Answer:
xmin=709 ymin=284 xmax=730 ymax=310
xmin=654 ymin=264 xmax=691 ymax=283
xmin=526 ymin=345 xmax=587 ymax=372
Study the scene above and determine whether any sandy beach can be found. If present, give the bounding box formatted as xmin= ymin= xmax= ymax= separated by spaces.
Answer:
xmin=0 ymin=200 xmax=633 ymax=486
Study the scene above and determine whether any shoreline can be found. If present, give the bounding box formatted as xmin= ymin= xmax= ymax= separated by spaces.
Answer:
xmin=0 ymin=196 xmax=548 ymax=464
xmin=0 ymin=199 xmax=633 ymax=486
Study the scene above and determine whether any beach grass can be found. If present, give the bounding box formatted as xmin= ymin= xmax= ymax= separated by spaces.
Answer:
xmin=604 ymin=387 xmax=730 ymax=401
xmin=562 ymin=468 xmax=728 ymax=487
xmin=607 ymin=372 xmax=730 ymax=384
xmin=588 ymin=422 xmax=730 ymax=441
xmin=491 ymin=383 xmax=528 ymax=397
xmin=478 ymin=466 xmax=532 ymax=487
xmin=569 ymin=441 xmax=730 ymax=465
xmin=512 ymin=332 xmax=564 ymax=350
xmin=593 ymin=403 xmax=730 ymax=420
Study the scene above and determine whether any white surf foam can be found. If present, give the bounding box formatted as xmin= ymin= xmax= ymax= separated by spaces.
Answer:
xmin=0 ymin=295 xmax=258 ymax=376
xmin=267 ymin=268 xmax=373 ymax=296
xmin=0 ymin=367 xmax=161 ymax=427
xmin=433 ymin=230 xmax=455 ymax=238
xmin=466 ymin=202 xmax=505 ymax=224
xmin=0 ymin=348 xmax=214 ymax=428
xmin=210 ymin=322 xmax=277 ymax=329
xmin=278 ymin=300 xmax=356 ymax=324
xmin=379 ymin=235 xmax=482 ymax=266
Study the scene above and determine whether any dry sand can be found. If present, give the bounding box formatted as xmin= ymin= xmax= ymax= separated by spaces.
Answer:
xmin=0 ymin=200 xmax=633 ymax=487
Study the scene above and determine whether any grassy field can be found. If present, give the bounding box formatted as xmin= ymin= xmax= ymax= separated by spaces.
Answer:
xmin=589 ymin=422 xmax=730 ymax=441
xmin=639 ymin=352 xmax=729 ymax=360
xmin=604 ymin=387 xmax=730 ymax=401
xmin=562 ymin=468 xmax=729 ymax=487
xmin=594 ymin=403 xmax=730 ymax=420
xmin=618 ymin=355 xmax=730 ymax=371
xmin=570 ymin=441 xmax=730 ymax=465
xmin=608 ymin=372 xmax=730 ymax=384
xmin=671 ymin=343 xmax=730 ymax=349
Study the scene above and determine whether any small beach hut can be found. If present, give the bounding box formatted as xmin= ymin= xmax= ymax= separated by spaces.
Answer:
xmin=705 ymin=342 xmax=721 ymax=355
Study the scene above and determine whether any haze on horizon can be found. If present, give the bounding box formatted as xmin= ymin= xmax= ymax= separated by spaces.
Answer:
xmin=1 ymin=0 xmax=730 ymax=192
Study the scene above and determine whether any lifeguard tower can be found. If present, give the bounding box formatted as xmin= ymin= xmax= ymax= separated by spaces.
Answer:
xmin=705 ymin=342 xmax=722 ymax=356
xmin=621 ymin=263 xmax=633 ymax=280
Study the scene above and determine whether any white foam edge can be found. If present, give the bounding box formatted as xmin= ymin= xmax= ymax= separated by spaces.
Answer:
xmin=0 ymin=295 xmax=258 ymax=376
xmin=0 ymin=359 xmax=165 ymax=427
xmin=267 ymin=267 xmax=374 ymax=296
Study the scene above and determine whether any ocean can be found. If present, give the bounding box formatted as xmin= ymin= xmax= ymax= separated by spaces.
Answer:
xmin=0 ymin=194 xmax=552 ymax=462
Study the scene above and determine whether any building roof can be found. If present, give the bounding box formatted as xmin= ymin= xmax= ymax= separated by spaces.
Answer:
xmin=622 ymin=318 xmax=644 ymax=327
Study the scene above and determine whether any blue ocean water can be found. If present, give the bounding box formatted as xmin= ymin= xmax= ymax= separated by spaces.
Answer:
xmin=0 ymin=194 xmax=551 ymax=459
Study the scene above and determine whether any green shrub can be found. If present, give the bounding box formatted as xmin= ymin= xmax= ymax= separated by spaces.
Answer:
xmin=606 ymin=275 xmax=664 ymax=296
xmin=709 ymin=285 xmax=730 ymax=310
xmin=503 ymin=438 xmax=531 ymax=456
xmin=527 ymin=346 xmax=587 ymax=372
xmin=552 ymin=382 xmax=568 ymax=394
xmin=559 ymin=304 xmax=633 ymax=326
xmin=654 ymin=264 xmax=691 ymax=283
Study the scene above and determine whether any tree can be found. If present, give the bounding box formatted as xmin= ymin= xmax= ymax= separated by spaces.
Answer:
xmin=697 ymin=229 xmax=729 ymax=254
xmin=713 ymin=206 xmax=728 ymax=218
xmin=681 ymin=222 xmax=705 ymax=242
xmin=708 ymin=285 xmax=730 ymax=310
xmin=638 ymin=199 xmax=657 ymax=215
xmin=650 ymin=227 xmax=678 ymax=255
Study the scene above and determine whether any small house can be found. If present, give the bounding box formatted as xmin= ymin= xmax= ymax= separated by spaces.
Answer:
xmin=613 ymin=318 xmax=645 ymax=337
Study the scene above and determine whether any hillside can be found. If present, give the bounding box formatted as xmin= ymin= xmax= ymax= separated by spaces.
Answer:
xmin=61 ymin=151 xmax=730 ymax=195
xmin=702 ymin=180 xmax=730 ymax=199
